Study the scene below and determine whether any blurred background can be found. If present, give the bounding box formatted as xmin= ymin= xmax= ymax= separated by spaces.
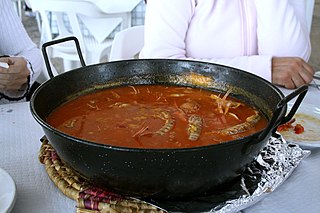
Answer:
xmin=310 ymin=0 xmax=320 ymax=71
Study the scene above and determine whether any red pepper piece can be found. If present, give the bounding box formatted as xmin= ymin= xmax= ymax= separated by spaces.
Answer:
xmin=294 ymin=124 xmax=304 ymax=134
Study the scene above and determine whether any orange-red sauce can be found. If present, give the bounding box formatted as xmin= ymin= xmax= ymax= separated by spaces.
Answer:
xmin=47 ymin=85 xmax=268 ymax=148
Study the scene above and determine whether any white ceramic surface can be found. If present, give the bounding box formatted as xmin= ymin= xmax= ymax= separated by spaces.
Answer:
xmin=280 ymin=102 xmax=320 ymax=148
xmin=0 ymin=168 xmax=16 ymax=213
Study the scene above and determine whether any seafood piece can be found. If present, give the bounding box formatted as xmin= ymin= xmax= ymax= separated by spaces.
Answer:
xmin=169 ymin=94 xmax=186 ymax=97
xmin=179 ymin=101 xmax=200 ymax=114
xmin=87 ymin=100 xmax=101 ymax=110
xmin=228 ymin=112 xmax=240 ymax=120
xmin=155 ymin=92 xmax=164 ymax=101
xmin=128 ymin=85 xmax=139 ymax=94
xmin=210 ymin=89 xmax=241 ymax=114
xmin=111 ymin=91 xmax=120 ymax=99
xmin=220 ymin=111 xmax=260 ymax=135
xmin=132 ymin=122 xmax=151 ymax=146
xmin=155 ymin=111 xmax=175 ymax=135
xmin=132 ymin=124 xmax=149 ymax=138
xmin=108 ymin=102 xmax=130 ymax=108
xmin=172 ymin=103 xmax=188 ymax=122
xmin=187 ymin=115 xmax=203 ymax=141
xmin=64 ymin=119 xmax=77 ymax=128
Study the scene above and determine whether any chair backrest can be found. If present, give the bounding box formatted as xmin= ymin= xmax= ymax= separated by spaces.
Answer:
xmin=306 ymin=0 xmax=315 ymax=34
xmin=109 ymin=25 xmax=145 ymax=61
xmin=28 ymin=0 xmax=124 ymax=78
xmin=28 ymin=0 xmax=122 ymax=46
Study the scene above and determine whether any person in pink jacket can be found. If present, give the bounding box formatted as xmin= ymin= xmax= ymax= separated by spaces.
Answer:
xmin=140 ymin=0 xmax=315 ymax=89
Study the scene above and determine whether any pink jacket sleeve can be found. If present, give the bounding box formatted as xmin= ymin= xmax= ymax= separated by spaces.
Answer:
xmin=254 ymin=0 xmax=311 ymax=59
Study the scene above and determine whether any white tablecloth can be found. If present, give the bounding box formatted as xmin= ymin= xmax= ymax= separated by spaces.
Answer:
xmin=0 ymin=86 xmax=319 ymax=213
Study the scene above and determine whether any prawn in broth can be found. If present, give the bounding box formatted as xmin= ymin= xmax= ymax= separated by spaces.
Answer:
xmin=47 ymin=85 xmax=268 ymax=149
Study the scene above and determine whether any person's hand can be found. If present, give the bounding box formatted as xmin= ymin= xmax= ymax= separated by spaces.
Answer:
xmin=0 ymin=57 xmax=30 ymax=92
xmin=271 ymin=57 xmax=315 ymax=89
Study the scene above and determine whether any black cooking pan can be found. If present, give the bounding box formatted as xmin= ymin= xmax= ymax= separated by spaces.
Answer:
xmin=30 ymin=36 xmax=307 ymax=199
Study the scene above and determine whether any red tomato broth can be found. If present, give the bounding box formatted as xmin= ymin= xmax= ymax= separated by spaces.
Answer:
xmin=47 ymin=85 xmax=268 ymax=149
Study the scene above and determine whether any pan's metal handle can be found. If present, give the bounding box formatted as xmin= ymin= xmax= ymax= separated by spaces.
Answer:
xmin=41 ymin=36 xmax=86 ymax=79
xmin=256 ymin=84 xmax=308 ymax=142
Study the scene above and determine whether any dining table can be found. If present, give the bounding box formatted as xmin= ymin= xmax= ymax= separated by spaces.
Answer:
xmin=0 ymin=85 xmax=319 ymax=213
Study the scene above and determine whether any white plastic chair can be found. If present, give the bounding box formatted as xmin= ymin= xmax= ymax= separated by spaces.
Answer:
xmin=27 ymin=0 xmax=124 ymax=75
xmin=91 ymin=0 xmax=143 ymax=28
xmin=109 ymin=25 xmax=145 ymax=61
